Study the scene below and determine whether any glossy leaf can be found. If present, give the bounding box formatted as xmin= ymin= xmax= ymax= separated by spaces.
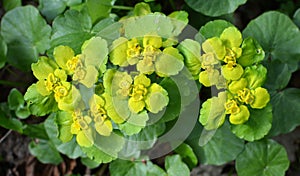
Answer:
xmin=198 ymin=122 xmax=244 ymax=165
xmin=8 ymin=88 xmax=24 ymax=110
xmin=165 ymin=155 xmax=190 ymax=176
xmin=268 ymin=88 xmax=300 ymax=136
xmin=23 ymin=123 xmax=49 ymax=140
xmin=29 ymin=139 xmax=63 ymax=165
xmin=119 ymin=111 xmax=149 ymax=135
xmin=231 ymin=103 xmax=272 ymax=141
xmin=1 ymin=6 xmax=51 ymax=71
xmin=81 ymin=157 xmax=101 ymax=169
xmin=185 ymin=0 xmax=247 ymax=17
xmin=0 ymin=108 xmax=23 ymax=133
xmin=236 ymin=139 xmax=289 ymax=176
xmin=243 ymin=11 xmax=300 ymax=90
xmin=174 ymin=143 xmax=198 ymax=168
xmin=38 ymin=0 xmax=67 ymax=21
xmin=81 ymin=145 xmax=115 ymax=164
xmin=293 ymin=8 xmax=300 ymax=27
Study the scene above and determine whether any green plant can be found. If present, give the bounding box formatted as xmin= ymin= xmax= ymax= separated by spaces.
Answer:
xmin=0 ymin=0 xmax=300 ymax=175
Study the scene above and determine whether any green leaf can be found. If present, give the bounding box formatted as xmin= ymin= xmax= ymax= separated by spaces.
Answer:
xmin=133 ymin=2 xmax=151 ymax=16
xmin=2 ymin=0 xmax=21 ymax=11
xmin=185 ymin=0 xmax=247 ymax=17
xmin=81 ymin=145 xmax=115 ymax=164
xmin=174 ymin=143 xmax=198 ymax=168
xmin=23 ymin=124 xmax=49 ymax=140
xmin=165 ymin=155 xmax=190 ymax=176
xmin=155 ymin=78 xmax=180 ymax=123
xmin=28 ymin=139 xmax=63 ymax=165
xmin=45 ymin=113 xmax=84 ymax=159
xmin=196 ymin=20 xmax=234 ymax=42
xmin=238 ymin=37 xmax=265 ymax=67
xmin=8 ymin=88 xmax=24 ymax=111
xmin=38 ymin=0 xmax=67 ymax=21
xmin=51 ymin=10 xmax=93 ymax=54
xmin=1 ymin=6 xmax=51 ymax=71
xmin=92 ymin=18 xmax=122 ymax=45
xmin=197 ymin=122 xmax=244 ymax=165
xmin=268 ymin=88 xmax=300 ymax=136
xmin=231 ymin=103 xmax=272 ymax=141
xmin=86 ymin=0 xmax=115 ymax=24
xmin=110 ymin=159 xmax=167 ymax=176
xmin=293 ymin=8 xmax=300 ymax=28
xmin=119 ymin=111 xmax=149 ymax=136
xmin=0 ymin=108 xmax=23 ymax=133
xmin=24 ymin=84 xmax=58 ymax=116
xmin=236 ymin=139 xmax=289 ymax=176
xmin=124 ymin=13 xmax=174 ymax=39
xmin=243 ymin=11 xmax=300 ymax=89
xmin=8 ymin=89 xmax=30 ymax=119
xmin=81 ymin=157 xmax=100 ymax=169
xmin=0 ymin=34 xmax=7 ymax=69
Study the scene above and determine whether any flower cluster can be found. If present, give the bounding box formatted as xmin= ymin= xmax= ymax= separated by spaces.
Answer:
xmin=196 ymin=27 xmax=270 ymax=129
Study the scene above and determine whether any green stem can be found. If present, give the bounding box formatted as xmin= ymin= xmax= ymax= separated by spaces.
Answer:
xmin=112 ymin=5 xmax=134 ymax=10
xmin=0 ymin=80 xmax=27 ymax=87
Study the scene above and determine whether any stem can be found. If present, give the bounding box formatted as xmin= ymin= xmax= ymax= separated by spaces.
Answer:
xmin=112 ymin=5 xmax=134 ymax=11
xmin=0 ymin=80 xmax=27 ymax=87
xmin=0 ymin=130 xmax=12 ymax=144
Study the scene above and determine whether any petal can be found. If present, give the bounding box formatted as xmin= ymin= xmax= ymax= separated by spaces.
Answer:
xmin=228 ymin=78 xmax=248 ymax=94
xmin=229 ymin=105 xmax=250 ymax=125
xmin=145 ymin=83 xmax=169 ymax=113
xmin=80 ymin=66 xmax=98 ymax=88
xmin=155 ymin=47 xmax=184 ymax=77
xmin=128 ymin=98 xmax=145 ymax=113
xmin=32 ymin=56 xmax=58 ymax=80
xmin=109 ymin=37 xmax=129 ymax=67
xmin=53 ymin=45 xmax=75 ymax=70
xmin=95 ymin=120 xmax=112 ymax=136
xmin=202 ymin=37 xmax=226 ymax=60
xmin=221 ymin=64 xmax=244 ymax=81
xmin=76 ymin=130 xmax=94 ymax=147
xmin=220 ymin=27 xmax=242 ymax=48
xmin=250 ymin=87 xmax=270 ymax=109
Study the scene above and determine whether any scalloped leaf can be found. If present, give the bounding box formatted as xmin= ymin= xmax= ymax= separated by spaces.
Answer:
xmin=197 ymin=122 xmax=244 ymax=165
xmin=0 ymin=35 xmax=7 ymax=69
xmin=231 ymin=103 xmax=272 ymax=141
xmin=44 ymin=113 xmax=84 ymax=159
xmin=165 ymin=155 xmax=190 ymax=176
xmin=24 ymin=84 xmax=58 ymax=116
xmin=119 ymin=111 xmax=149 ymax=136
xmin=86 ymin=0 xmax=115 ymax=24
xmin=243 ymin=11 xmax=300 ymax=90
xmin=1 ymin=6 xmax=51 ymax=71
xmin=236 ymin=139 xmax=289 ymax=176
xmin=185 ymin=0 xmax=247 ymax=17
xmin=268 ymin=88 xmax=300 ymax=136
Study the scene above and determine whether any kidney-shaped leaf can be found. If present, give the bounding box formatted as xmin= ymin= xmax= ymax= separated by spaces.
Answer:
xmin=185 ymin=0 xmax=247 ymax=17
xmin=236 ymin=139 xmax=289 ymax=176
xmin=1 ymin=6 xmax=51 ymax=71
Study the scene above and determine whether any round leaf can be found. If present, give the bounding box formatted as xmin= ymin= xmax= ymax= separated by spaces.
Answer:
xmin=0 ymin=32 xmax=7 ymax=69
xmin=243 ymin=11 xmax=300 ymax=89
xmin=236 ymin=139 xmax=289 ymax=176
xmin=184 ymin=0 xmax=247 ymax=17
xmin=1 ymin=6 xmax=51 ymax=71
xmin=198 ymin=122 xmax=244 ymax=165
xmin=165 ymin=155 xmax=190 ymax=176
xmin=231 ymin=103 xmax=272 ymax=141
xmin=268 ymin=88 xmax=300 ymax=136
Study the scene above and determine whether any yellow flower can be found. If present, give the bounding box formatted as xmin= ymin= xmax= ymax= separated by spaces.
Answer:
xmin=229 ymin=105 xmax=250 ymax=125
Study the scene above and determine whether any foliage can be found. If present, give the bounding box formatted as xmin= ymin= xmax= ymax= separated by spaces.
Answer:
xmin=0 ymin=0 xmax=299 ymax=175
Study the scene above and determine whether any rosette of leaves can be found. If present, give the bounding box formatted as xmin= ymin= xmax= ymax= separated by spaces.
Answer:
xmin=197 ymin=23 xmax=272 ymax=141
